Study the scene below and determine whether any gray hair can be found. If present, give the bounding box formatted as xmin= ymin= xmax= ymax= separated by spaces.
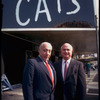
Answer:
xmin=39 ymin=42 xmax=52 ymax=50
xmin=61 ymin=43 xmax=73 ymax=50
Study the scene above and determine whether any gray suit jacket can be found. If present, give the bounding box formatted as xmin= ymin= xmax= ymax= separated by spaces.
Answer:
xmin=54 ymin=58 xmax=86 ymax=100
xmin=22 ymin=56 xmax=56 ymax=100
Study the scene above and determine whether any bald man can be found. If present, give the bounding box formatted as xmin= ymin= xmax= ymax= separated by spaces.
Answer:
xmin=22 ymin=42 xmax=56 ymax=100
xmin=54 ymin=43 xmax=86 ymax=100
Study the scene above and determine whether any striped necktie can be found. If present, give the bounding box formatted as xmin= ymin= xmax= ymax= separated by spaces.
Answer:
xmin=64 ymin=61 xmax=68 ymax=80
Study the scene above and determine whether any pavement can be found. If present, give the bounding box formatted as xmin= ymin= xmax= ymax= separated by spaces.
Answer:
xmin=86 ymin=69 xmax=99 ymax=95
xmin=85 ymin=68 xmax=99 ymax=100
xmin=1 ymin=68 xmax=99 ymax=100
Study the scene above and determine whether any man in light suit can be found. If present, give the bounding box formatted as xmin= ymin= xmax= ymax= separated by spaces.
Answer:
xmin=22 ymin=42 xmax=56 ymax=100
xmin=54 ymin=43 xmax=86 ymax=100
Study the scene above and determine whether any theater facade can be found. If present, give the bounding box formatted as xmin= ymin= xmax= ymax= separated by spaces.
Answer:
xmin=1 ymin=0 xmax=98 ymax=85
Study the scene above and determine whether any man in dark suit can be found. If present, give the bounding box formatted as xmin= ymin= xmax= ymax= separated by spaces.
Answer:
xmin=22 ymin=42 xmax=56 ymax=100
xmin=54 ymin=43 xmax=86 ymax=100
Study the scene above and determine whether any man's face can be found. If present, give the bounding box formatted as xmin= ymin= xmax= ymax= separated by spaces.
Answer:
xmin=61 ymin=44 xmax=73 ymax=60
xmin=39 ymin=43 xmax=52 ymax=62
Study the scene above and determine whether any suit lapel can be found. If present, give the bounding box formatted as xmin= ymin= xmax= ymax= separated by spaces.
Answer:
xmin=36 ymin=56 xmax=57 ymax=87
xmin=48 ymin=62 xmax=56 ymax=85
xmin=59 ymin=60 xmax=64 ymax=82
xmin=36 ymin=57 xmax=51 ymax=79
xmin=65 ymin=59 xmax=75 ymax=79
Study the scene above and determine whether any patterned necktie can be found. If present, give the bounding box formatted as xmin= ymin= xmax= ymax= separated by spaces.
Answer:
xmin=64 ymin=61 xmax=68 ymax=80
xmin=45 ymin=61 xmax=54 ymax=90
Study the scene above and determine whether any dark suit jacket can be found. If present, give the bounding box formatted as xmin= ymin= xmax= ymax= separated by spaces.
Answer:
xmin=54 ymin=58 xmax=86 ymax=100
xmin=22 ymin=56 xmax=56 ymax=100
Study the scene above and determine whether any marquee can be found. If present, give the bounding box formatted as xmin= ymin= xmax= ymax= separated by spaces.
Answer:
xmin=2 ymin=0 xmax=95 ymax=28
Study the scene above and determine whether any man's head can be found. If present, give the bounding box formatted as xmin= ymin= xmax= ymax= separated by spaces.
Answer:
xmin=38 ymin=42 xmax=52 ymax=62
xmin=61 ymin=43 xmax=73 ymax=61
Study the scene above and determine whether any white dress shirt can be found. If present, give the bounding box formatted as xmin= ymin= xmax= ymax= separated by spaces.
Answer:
xmin=62 ymin=58 xmax=71 ymax=80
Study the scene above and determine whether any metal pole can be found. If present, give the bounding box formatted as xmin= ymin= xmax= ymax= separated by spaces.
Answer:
xmin=95 ymin=15 xmax=99 ymax=76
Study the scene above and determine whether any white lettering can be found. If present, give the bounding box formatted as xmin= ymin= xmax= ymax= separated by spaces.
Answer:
xmin=15 ymin=0 xmax=81 ymax=26
xmin=57 ymin=0 xmax=61 ymax=13
xmin=66 ymin=0 xmax=80 ymax=15
xmin=15 ymin=0 xmax=30 ymax=26
xmin=35 ymin=0 xmax=51 ymax=22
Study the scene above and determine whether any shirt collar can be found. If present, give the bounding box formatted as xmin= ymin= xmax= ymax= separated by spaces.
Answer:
xmin=62 ymin=58 xmax=71 ymax=64
xmin=39 ymin=55 xmax=44 ymax=62
xmin=39 ymin=55 xmax=48 ymax=63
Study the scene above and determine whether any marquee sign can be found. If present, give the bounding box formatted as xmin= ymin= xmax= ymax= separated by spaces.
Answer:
xmin=2 ymin=0 xmax=95 ymax=28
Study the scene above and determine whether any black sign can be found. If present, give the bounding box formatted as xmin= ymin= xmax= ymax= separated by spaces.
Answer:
xmin=2 ymin=0 xmax=95 ymax=28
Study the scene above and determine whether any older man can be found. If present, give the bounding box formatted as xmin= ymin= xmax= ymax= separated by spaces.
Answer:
xmin=22 ymin=42 xmax=56 ymax=100
xmin=54 ymin=43 xmax=86 ymax=100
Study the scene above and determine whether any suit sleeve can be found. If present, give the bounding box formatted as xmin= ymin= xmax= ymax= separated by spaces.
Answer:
xmin=22 ymin=59 xmax=35 ymax=100
xmin=77 ymin=62 xmax=86 ymax=100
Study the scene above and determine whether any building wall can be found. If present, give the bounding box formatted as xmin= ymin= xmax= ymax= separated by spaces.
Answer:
xmin=1 ymin=33 xmax=38 ymax=84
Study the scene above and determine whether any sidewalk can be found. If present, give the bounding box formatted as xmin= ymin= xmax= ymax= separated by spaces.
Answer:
xmin=86 ymin=69 xmax=98 ymax=95
xmin=1 ymin=69 xmax=99 ymax=100
xmin=1 ymin=84 xmax=24 ymax=100
xmin=85 ymin=68 xmax=99 ymax=100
